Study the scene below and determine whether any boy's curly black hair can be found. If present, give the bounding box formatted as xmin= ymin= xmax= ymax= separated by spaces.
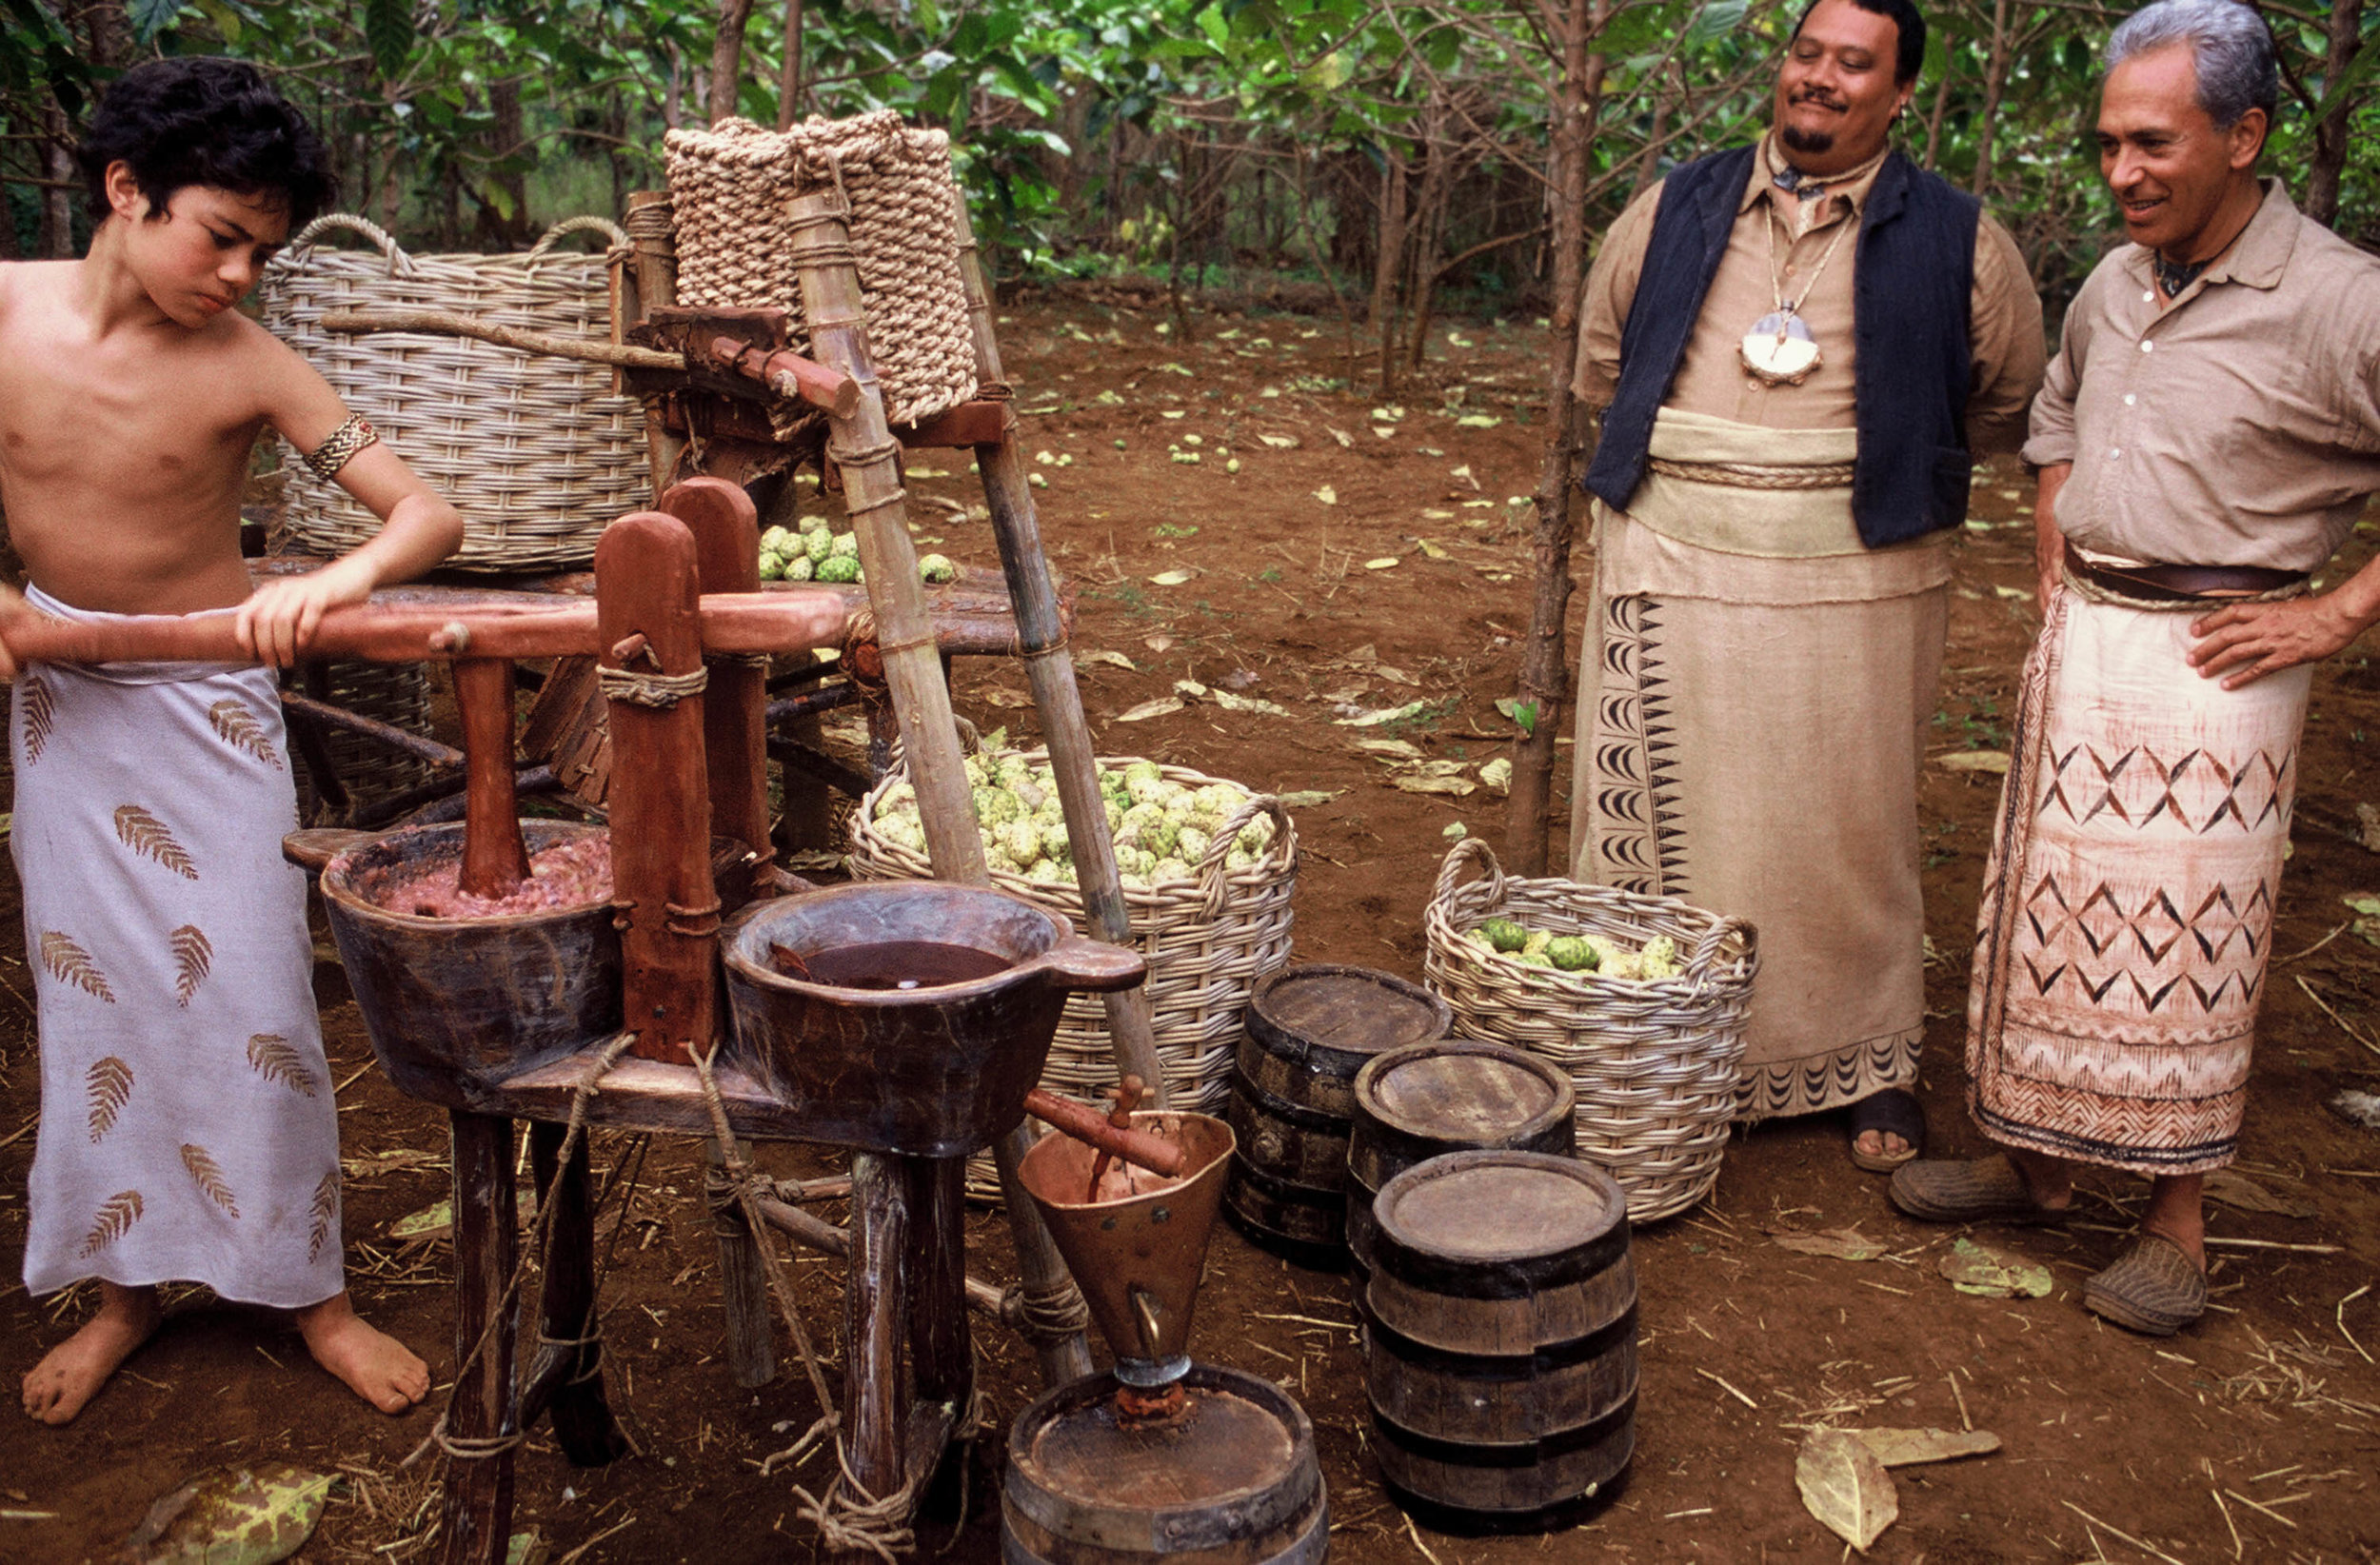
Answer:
xmin=76 ymin=57 xmax=337 ymax=228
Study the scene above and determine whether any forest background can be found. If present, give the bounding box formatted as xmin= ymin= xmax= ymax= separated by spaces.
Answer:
xmin=4 ymin=0 xmax=2375 ymax=862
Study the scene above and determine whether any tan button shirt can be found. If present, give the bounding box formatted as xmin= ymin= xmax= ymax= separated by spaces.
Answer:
xmin=1575 ymin=136 xmax=2044 ymax=451
xmin=2025 ymin=179 xmax=2380 ymax=572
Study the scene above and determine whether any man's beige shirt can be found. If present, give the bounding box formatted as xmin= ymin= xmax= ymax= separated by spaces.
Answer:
xmin=1575 ymin=136 xmax=2043 ymax=451
xmin=2025 ymin=179 xmax=2380 ymax=572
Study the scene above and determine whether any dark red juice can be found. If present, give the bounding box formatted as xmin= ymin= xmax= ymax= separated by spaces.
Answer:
xmin=776 ymin=940 xmax=1012 ymax=990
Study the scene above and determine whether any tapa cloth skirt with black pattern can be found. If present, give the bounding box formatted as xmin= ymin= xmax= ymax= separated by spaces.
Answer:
xmin=1967 ymin=581 xmax=2307 ymax=1175
xmin=1568 ymin=409 xmax=1952 ymax=1120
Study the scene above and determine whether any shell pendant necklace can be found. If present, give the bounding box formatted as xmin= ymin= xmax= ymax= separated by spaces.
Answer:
xmin=1740 ymin=188 xmax=1855 ymax=386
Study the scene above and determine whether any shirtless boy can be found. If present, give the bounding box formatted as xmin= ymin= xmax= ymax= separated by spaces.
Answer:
xmin=0 ymin=57 xmax=462 ymax=1423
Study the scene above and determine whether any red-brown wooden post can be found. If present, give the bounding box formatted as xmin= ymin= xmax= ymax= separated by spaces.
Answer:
xmin=596 ymin=513 xmax=716 ymax=1065
xmin=453 ymin=659 xmax=530 ymax=898
xmin=662 ymin=477 xmax=772 ymax=861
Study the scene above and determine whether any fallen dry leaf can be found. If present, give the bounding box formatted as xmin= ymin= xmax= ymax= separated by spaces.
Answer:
xmin=1214 ymin=690 xmax=1290 ymax=716
xmin=1115 ymin=698 xmax=1184 ymax=723
xmin=1278 ymin=789 xmax=1339 ymax=808
xmin=119 ymin=1464 xmax=335 ymax=1565
xmin=1479 ymin=757 xmax=1513 ymax=793
xmin=1078 ymin=650 xmax=1137 ymax=671
xmin=1393 ymin=774 xmax=1476 ymax=797
xmin=1314 ymin=485 xmax=1339 ymax=505
xmin=1770 ymin=1226 xmax=1887 ymax=1262
xmin=2203 ymin=1170 xmax=2318 ymax=1218
xmin=2358 ymin=802 xmax=2380 ymax=852
xmin=1363 ymin=557 xmax=1400 ymax=570
xmin=1934 ymin=750 xmax=2013 ymax=775
xmin=1796 ymin=1427 xmax=1898 ymax=1552
xmin=1143 ymin=633 xmax=1176 ymax=653
xmin=1337 ymin=701 xmax=1433 ymax=728
xmin=1848 ymin=1427 xmax=2002 ymax=1468
xmin=1938 ymin=1238 xmax=2053 ymax=1298
xmin=1357 ymin=739 xmax=1427 ymax=760
xmin=1148 ymin=568 xmax=1194 ymax=586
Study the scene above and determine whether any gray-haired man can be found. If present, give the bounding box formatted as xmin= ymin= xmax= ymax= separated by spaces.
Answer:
xmin=1894 ymin=0 xmax=2380 ymax=1336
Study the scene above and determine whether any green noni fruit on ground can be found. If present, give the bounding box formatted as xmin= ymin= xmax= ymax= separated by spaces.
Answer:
xmin=804 ymin=527 xmax=835 ymax=563
xmin=783 ymin=554 xmax=816 ymax=582
xmin=817 ymin=554 xmax=861 ymax=584
xmin=918 ymin=554 xmax=958 ymax=584
xmin=830 ymin=532 xmax=860 ymax=559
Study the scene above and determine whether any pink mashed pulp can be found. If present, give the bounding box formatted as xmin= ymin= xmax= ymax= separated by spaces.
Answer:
xmin=376 ymin=837 xmax=613 ymax=919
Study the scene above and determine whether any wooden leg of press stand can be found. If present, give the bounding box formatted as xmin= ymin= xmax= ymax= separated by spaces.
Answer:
xmin=709 ymin=1139 xmax=779 ymax=1388
xmin=439 ymin=1111 xmax=519 ymax=1565
xmin=844 ymin=1152 xmax=911 ymax=1513
xmin=906 ymin=1154 xmax=972 ymax=1413
xmin=526 ymin=1121 xmax=630 ymax=1464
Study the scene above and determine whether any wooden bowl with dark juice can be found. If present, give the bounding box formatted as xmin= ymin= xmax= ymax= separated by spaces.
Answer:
xmin=722 ymin=882 xmax=1145 ymax=1156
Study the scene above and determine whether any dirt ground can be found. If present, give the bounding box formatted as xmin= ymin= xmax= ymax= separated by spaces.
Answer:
xmin=3 ymin=295 xmax=2377 ymax=1564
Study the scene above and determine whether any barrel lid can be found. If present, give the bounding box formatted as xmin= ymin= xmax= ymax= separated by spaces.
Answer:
xmin=1248 ymin=964 xmax=1451 ymax=1064
xmin=1376 ymin=1151 xmax=1624 ymax=1264
xmin=1359 ymin=1040 xmax=1574 ymax=1145
xmin=1006 ymin=1363 xmax=1322 ymax=1551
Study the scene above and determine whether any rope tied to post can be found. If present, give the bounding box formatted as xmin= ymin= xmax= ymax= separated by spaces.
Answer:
xmin=598 ymin=664 xmax=709 ymax=709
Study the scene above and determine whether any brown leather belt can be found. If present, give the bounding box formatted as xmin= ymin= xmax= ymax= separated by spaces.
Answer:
xmin=2062 ymin=542 xmax=2308 ymax=603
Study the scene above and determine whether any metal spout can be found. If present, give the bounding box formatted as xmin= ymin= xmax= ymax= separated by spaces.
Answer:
xmin=1015 ymin=1110 xmax=1235 ymax=1370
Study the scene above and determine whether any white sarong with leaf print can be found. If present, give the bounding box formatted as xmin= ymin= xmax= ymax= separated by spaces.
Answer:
xmin=12 ymin=585 xmax=342 ymax=1308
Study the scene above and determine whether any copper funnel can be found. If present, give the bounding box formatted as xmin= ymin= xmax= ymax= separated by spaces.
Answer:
xmin=1017 ymin=1110 xmax=1235 ymax=1386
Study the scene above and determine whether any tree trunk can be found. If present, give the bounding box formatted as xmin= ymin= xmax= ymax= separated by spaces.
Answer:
xmin=1969 ymin=0 xmax=2013 ymax=196
xmin=1505 ymin=0 xmax=1608 ymax=878
xmin=40 ymin=102 xmax=74 ymax=258
xmin=2306 ymin=0 xmax=2364 ymax=229
xmin=1921 ymin=61 xmax=1953 ymax=170
xmin=710 ymin=0 xmax=757 ymax=125
xmin=776 ymin=0 xmax=804 ymax=129
xmin=1403 ymin=94 xmax=1458 ymax=374
xmin=1371 ymin=146 xmax=1410 ymax=397
xmin=485 ymin=77 xmax=529 ymax=248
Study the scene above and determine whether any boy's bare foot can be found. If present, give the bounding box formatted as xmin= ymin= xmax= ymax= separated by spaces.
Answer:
xmin=296 ymin=1291 xmax=429 ymax=1414
xmin=22 ymin=1280 xmax=163 ymax=1425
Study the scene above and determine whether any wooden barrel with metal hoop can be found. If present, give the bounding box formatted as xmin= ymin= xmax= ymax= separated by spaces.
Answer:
xmin=1222 ymin=963 xmax=1449 ymax=1264
xmin=1363 ymin=1150 xmax=1637 ymax=1515
xmin=1344 ymin=1040 xmax=1576 ymax=1282
xmin=1002 ymin=1363 xmax=1329 ymax=1564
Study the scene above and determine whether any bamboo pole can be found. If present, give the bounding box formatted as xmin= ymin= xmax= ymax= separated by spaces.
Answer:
xmin=624 ymin=189 xmax=686 ymax=499
xmin=785 ymin=188 xmax=1094 ymax=1393
xmin=949 ymin=191 xmax=1169 ymax=1103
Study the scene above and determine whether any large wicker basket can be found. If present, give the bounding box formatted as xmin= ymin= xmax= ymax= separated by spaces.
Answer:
xmin=1421 ymin=839 xmax=1757 ymax=1223
xmin=846 ymin=751 xmax=1298 ymax=1197
xmin=256 ymin=214 xmax=646 ymax=572
xmin=664 ymin=111 xmax=979 ymax=426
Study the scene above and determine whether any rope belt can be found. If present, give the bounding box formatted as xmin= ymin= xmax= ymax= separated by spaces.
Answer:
xmin=1646 ymin=455 xmax=1855 ymax=490
xmin=598 ymin=664 xmax=709 ymax=708
xmin=2061 ymin=542 xmax=2310 ymax=607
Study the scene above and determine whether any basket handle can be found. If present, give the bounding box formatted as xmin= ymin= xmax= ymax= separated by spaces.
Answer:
xmin=1432 ymin=835 xmax=1506 ymax=914
xmin=526 ymin=215 xmax=632 ymax=263
xmin=1196 ymin=794 xmax=1293 ymax=918
xmin=1686 ymin=911 xmax=1756 ymax=976
xmin=278 ymin=212 xmax=416 ymax=278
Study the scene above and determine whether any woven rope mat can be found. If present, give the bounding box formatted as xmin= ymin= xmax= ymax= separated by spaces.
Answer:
xmin=664 ymin=110 xmax=979 ymax=426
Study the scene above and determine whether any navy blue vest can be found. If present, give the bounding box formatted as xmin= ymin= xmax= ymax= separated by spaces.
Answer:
xmin=1583 ymin=146 xmax=1981 ymax=548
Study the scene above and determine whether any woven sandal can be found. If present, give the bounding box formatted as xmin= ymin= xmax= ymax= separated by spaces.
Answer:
xmin=1888 ymin=1155 xmax=2071 ymax=1225
xmin=2084 ymin=1234 xmax=2207 ymax=1337
xmin=1847 ymin=1088 xmax=1927 ymax=1173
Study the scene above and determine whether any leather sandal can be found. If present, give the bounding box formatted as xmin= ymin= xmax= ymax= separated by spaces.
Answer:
xmin=1848 ymin=1087 xmax=1927 ymax=1173
xmin=2084 ymin=1233 xmax=2206 ymax=1337
xmin=1888 ymin=1154 xmax=2071 ymax=1225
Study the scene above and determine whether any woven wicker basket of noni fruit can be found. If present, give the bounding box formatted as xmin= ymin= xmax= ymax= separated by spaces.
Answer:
xmin=1421 ymin=838 xmax=1758 ymax=1223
